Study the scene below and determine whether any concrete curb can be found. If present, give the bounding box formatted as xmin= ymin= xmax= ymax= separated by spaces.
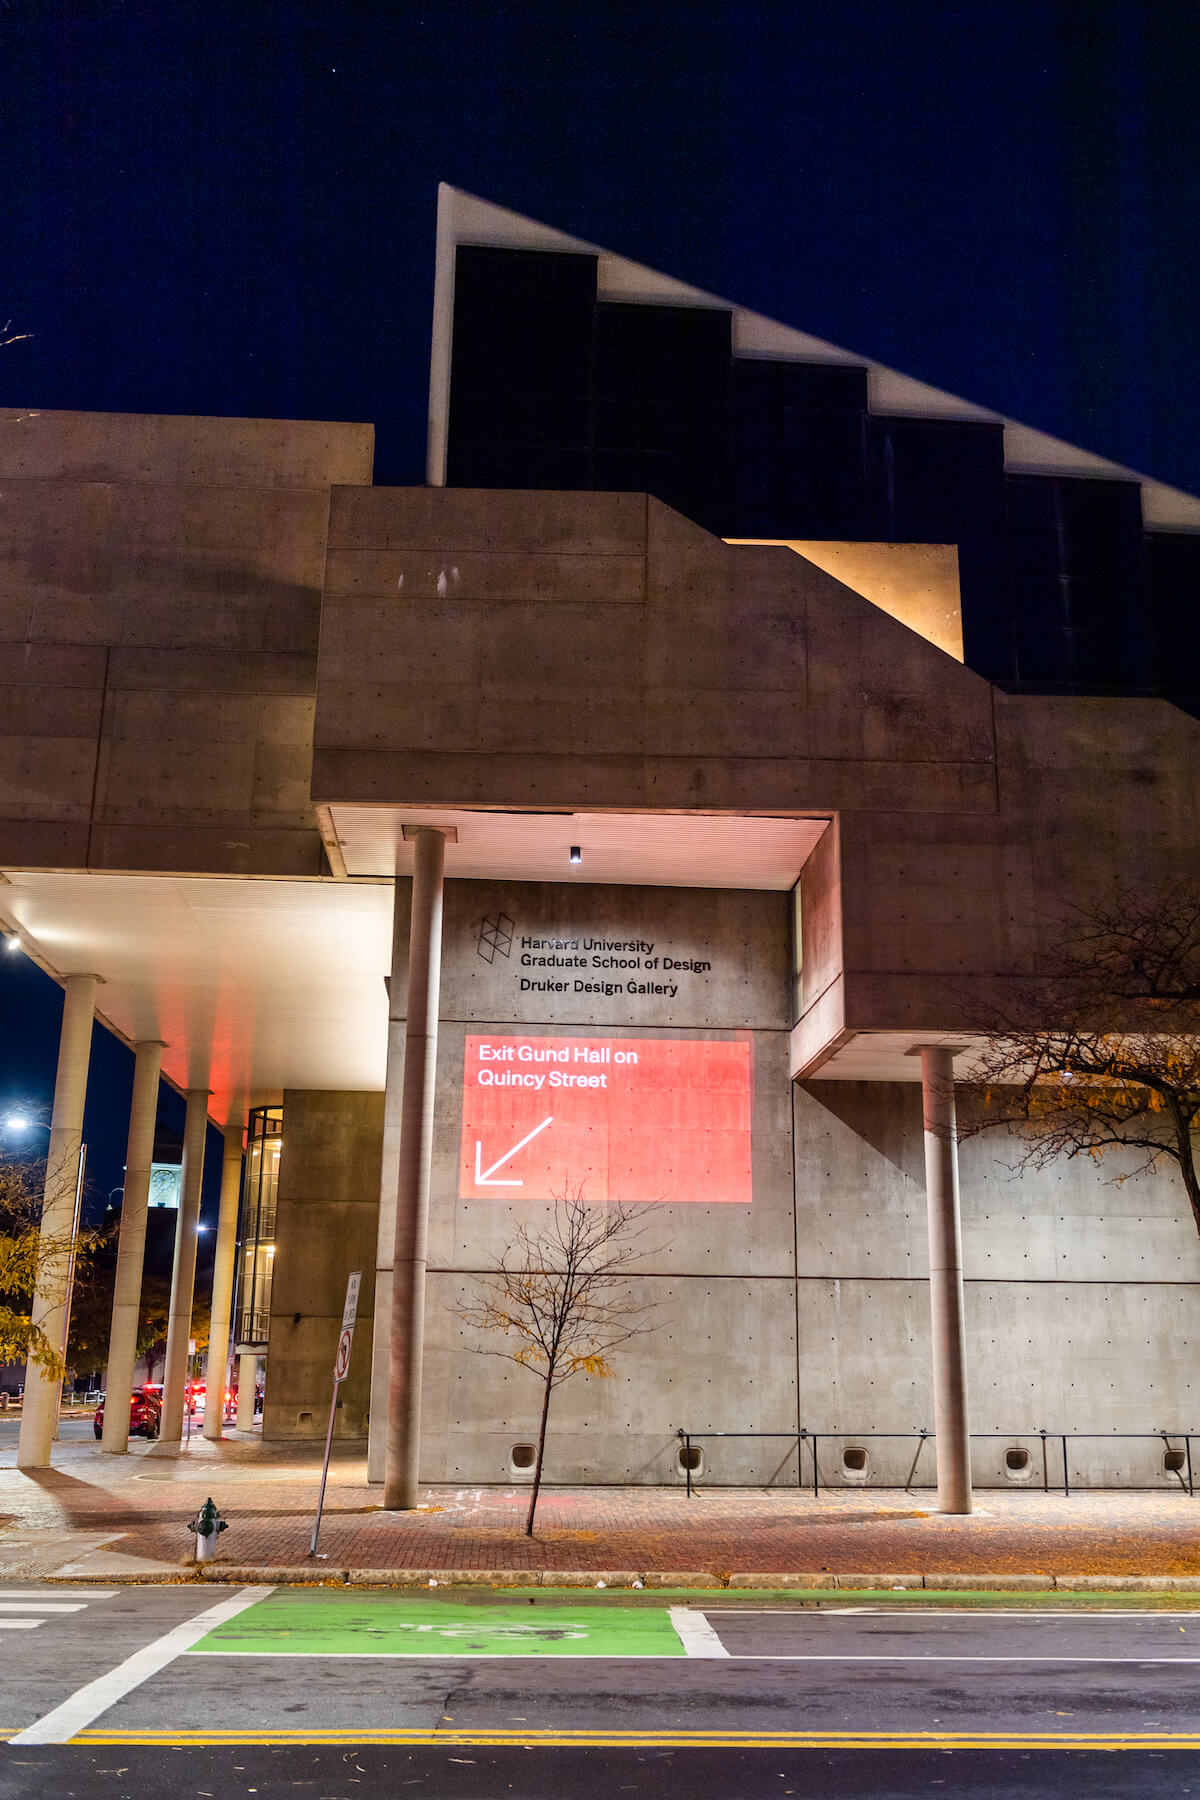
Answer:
xmin=43 ymin=1564 xmax=1200 ymax=1592
xmin=177 ymin=1566 xmax=1200 ymax=1592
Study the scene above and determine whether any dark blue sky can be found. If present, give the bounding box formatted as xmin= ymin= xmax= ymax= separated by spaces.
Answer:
xmin=3 ymin=0 xmax=1198 ymax=489
xmin=1 ymin=0 xmax=1196 ymax=1227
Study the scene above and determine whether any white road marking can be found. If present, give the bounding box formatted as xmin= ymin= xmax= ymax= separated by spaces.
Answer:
xmin=0 ymin=1590 xmax=115 ymax=1600
xmin=722 ymin=1654 xmax=1200 ymax=1664
xmin=668 ymin=1609 xmax=730 ymax=1657
xmin=717 ymin=1607 xmax=1200 ymax=1620
xmin=0 ymin=1601 xmax=89 ymax=1613
xmin=0 ymin=1620 xmax=42 ymax=1630
xmin=177 ymin=1648 xmax=1200 ymax=1665
xmin=9 ymin=1585 xmax=273 ymax=1745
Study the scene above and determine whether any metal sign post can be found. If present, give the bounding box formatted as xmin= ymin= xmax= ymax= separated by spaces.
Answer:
xmin=309 ymin=1271 xmax=361 ymax=1558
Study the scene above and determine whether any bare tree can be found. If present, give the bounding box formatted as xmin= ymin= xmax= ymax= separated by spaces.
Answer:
xmin=959 ymin=882 xmax=1200 ymax=1235
xmin=459 ymin=1189 xmax=658 ymax=1536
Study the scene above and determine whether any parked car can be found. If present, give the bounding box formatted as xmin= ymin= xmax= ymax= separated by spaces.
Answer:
xmin=93 ymin=1389 xmax=161 ymax=1440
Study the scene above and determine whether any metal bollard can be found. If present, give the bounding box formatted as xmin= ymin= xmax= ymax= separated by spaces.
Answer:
xmin=188 ymin=1496 xmax=228 ymax=1562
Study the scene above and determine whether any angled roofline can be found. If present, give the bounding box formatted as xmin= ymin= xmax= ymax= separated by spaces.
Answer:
xmin=428 ymin=182 xmax=1200 ymax=533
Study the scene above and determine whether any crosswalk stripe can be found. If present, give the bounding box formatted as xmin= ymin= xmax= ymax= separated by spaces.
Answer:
xmin=0 ymin=1622 xmax=42 ymax=1631
xmin=0 ymin=1590 xmax=115 ymax=1600
xmin=11 ymin=1586 xmax=272 ymax=1746
xmin=0 ymin=1602 xmax=88 ymax=1613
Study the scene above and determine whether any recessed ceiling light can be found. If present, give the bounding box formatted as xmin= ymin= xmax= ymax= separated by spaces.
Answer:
xmin=569 ymin=846 xmax=581 ymax=864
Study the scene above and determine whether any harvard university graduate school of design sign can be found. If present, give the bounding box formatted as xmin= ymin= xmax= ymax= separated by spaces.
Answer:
xmin=459 ymin=1035 xmax=753 ymax=1205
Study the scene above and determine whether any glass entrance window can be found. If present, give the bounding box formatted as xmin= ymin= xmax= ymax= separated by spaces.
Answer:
xmin=234 ymin=1105 xmax=282 ymax=1351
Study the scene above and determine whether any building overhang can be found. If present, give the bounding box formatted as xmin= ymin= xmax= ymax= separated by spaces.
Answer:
xmin=0 ymin=811 xmax=830 ymax=1124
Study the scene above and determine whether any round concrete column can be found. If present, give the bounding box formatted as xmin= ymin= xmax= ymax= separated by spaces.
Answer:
xmin=382 ymin=826 xmax=447 ymax=1510
xmin=18 ymin=973 xmax=99 ymax=1469
xmin=203 ymin=1110 xmax=244 ymax=1440
xmin=101 ymin=1039 xmax=165 ymax=1453
xmin=920 ymin=1045 xmax=972 ymax=1514
xmin=236 ymin=1352 xmax=258 ymax=1430
xmin=159 ymin=1089 xmax=209 ymax=1442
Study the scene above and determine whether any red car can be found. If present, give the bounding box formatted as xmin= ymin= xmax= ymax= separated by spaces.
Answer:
xmin=93 ymin=1389 xmax=161 ymax=1440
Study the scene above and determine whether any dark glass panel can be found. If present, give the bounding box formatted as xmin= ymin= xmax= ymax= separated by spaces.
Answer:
xmin=728 ymin=359 xmax=868 ymax=538
xmin=447 ymin=245 xmax=597 ymax=487
xmin=867 ymin=417 xmax=1007 ymax=548
xmin=593 ymin=301 xmax=730 ymax=529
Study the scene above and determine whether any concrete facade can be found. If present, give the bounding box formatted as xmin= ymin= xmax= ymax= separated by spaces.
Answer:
xmin=1 ymin=408 xmax=1197 ymax=1490
xmin=264 ymin=1088 xmax=383 ymax=1440
xmin=0 ymin=407 xmax=372 ymax=878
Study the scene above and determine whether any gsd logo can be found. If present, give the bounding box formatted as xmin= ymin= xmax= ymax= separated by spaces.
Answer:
xmin=476 ymin=912 xmax=514 ymax=963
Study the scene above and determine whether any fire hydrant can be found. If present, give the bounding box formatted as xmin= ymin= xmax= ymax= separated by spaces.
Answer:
xmin=188 ymin=1497 xmax=228 ymax=1562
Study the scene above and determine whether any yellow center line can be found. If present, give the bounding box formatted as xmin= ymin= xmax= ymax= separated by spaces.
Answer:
xmin=65 ymin=1727 xmax=1200 ymax=1750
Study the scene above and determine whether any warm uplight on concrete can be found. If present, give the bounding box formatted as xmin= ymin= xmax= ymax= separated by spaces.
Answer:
xmin=726 ymin=538 xmax=964 ymax=661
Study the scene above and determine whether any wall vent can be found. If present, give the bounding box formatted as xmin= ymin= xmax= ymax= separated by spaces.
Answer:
xmin=841 ymin=1445 xmax=869 ymax=1484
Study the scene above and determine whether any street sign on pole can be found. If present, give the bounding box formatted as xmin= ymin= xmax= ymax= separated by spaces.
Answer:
xmin=310 ymin=1270 xmax=362 ymax=1558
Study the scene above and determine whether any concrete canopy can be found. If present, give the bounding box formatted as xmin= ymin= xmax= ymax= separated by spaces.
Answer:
xmin=0 ymin=810 xmax=827 ymax=1123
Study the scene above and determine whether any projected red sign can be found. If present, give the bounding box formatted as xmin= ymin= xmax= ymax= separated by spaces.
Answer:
xmin=459 ymin=1035 xmax=753 ymax=1205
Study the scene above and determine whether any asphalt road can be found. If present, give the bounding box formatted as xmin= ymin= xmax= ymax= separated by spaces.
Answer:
xmin=1 ymin=1584 xmax=1199 ymax=1797
xmin=0 ymin=1415 xmax=99 ymax=1445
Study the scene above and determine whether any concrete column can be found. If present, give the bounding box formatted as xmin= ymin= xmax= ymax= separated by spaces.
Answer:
xmin=203 ymin=1109 xmax=244 ymax=1441
xmin=159 ymin=1089 xmax=209 ymax=1442
xmin=382 ymin=826 xmax=447 ymax=1509
xmin=368 ymin=881 xmax=410 ymax=1482
xmin=18 ymin=974 xmax=99 ymax=1469
xmin=920 ymin=1045 xmax=972 ymax=1514
xmin=236 ymin=1352 xmax=258 ymax=1430
xmin=101 ymin=1039 xmax=165 ymax=1453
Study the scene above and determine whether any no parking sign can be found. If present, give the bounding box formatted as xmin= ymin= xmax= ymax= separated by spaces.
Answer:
xmin=333 ymin=1271 xmax=361 ymax=1382
xmin=311 ymin=1269 xmax=362 ymax=1557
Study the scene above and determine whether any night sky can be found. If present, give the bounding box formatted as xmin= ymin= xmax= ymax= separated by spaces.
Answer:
xmin=1 ymin=0 xmax=1197 ymax=1230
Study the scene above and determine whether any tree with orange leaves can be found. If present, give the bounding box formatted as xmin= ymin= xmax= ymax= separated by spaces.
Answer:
xmin=961 ymin=882 xmax=1200 ymax=1234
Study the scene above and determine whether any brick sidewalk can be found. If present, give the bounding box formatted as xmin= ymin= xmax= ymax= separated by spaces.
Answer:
xmin=2 ymin=1434 xmax=1199 ymax=1578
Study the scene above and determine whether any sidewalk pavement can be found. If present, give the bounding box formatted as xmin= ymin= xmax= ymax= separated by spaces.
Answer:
xmin=2 ymin=1432 xmax=1199 ymax=1587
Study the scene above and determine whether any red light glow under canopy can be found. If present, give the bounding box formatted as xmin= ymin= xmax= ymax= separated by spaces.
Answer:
xmin=459 ymin=1034 xmax=753 ymax=1204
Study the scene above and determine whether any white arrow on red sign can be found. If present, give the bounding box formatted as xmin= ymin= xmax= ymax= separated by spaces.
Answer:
xmin=473 ymin=1115 xmax=554 ymax=1187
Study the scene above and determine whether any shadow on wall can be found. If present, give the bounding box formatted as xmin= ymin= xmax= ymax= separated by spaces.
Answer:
xmin=800 ymin=1079 xmax=925 ymax=1185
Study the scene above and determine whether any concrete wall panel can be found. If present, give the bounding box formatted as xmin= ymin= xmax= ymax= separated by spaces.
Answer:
xmin=328 ymin=486 xmax=647 ymax=556
xmin=420 ymin=1270 xmax=800 ymax=1487
xmin=794 ymin=1083 xmax=925 ymax=1278
xmin=325 ymin=548 xmax=645 ymax=604
xmin=0 ymin=408 xmax=373 ymax=488
xmin=265 ymin=1089 xmax=384 ymax=1441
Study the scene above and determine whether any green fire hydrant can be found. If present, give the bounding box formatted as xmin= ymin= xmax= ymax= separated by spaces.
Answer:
xmin=188 ymin=1496 xmax=228 ymax=1563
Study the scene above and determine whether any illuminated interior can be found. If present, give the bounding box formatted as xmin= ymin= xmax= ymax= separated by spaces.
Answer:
xmin=235 ymin=1105 xmax=282 ymax=1352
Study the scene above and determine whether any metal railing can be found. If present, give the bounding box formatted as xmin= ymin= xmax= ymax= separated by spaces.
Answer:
xmin=674 ymin=1427 xmax=1196 ymax=1499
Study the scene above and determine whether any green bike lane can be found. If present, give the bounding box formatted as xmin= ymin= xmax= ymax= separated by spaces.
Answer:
xmin=190 ymin=1589 xmax=695 ymax=1657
